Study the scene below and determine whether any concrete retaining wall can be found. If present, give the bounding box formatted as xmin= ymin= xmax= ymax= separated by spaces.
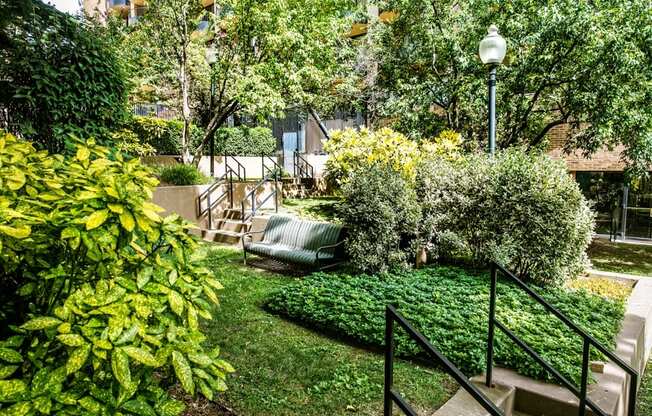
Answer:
xmin=152 ymin=181 xmax=282 ymax=229
xmin=142 ymin=155 xmax=282 ymax=179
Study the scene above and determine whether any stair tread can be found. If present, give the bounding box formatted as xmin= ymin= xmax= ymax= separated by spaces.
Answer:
xmin=213 ymin=230 xmax=246 ymax=237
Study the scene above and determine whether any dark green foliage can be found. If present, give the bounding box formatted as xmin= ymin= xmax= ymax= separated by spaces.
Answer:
xmin=0 ymin=1 xmax=128 ymax=153
xmin=338 ymin=164 xmax=421 ymax=273
xmin=213 ymin=127 xmax=276 ymax=156
xmin=266 ymin=267 xmax=624 ymax=385
xmin=373 ymin=0 xmax=652 ymax=173
xmin=127 ymin=116 xmax=205 ymax=155
xmin=418 ymin=150 xmax=594 ymax=286
xmin=159 ymin=164 xmax=208 ymax=186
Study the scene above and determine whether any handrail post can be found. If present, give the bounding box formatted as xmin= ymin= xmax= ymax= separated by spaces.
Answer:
xmin=207 ymin=191 xmax=213 ymax=230
xmin=384 ymin=306 xmax=395 ymax=416
xmin=486 ymin=262 xmax=497 ymax=387
xmin=628 ymin=372 xmax=638 ymax=416
xmin=578 ymin=338 xmax=590 ymax=416
xmin=229 ymin=170 xmax=234 ymax=209
xmin=274 ymin=179 xmax=278 ymax=213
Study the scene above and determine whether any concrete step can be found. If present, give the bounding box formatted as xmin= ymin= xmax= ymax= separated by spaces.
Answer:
xmin=219 ymin=219 xmax=248 ymax=233
xmin=432 ymin=381 xmax=515 ymax=416
xmin=210 ymin=230 xmax=244 ymax=245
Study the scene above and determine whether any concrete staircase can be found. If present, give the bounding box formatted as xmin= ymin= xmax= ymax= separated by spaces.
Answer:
xmin=282 ymin=177 xmax=314 ymax=199
xmin=201 ymin=208 xmax=252 ymax=244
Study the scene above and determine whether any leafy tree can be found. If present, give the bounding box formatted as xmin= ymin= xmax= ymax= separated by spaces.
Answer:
xmin=191 ymin=0 xmax=360 ymax=163
xmin=0 ymin=0 xmax=128 ymax=153
xmin=134 ymin=0 xmax=206 ymax=163
xmin=370 ymin=0 xmax=652 ymax=173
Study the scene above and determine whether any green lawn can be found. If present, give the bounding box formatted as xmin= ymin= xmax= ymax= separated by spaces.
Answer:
xmin=588 ymin=239 xmax=652 ymax=277
xmin=281 ymin=197 xmax=342 ymax=222
xmin=638 ymin=360 xmax=652 ymax=415
xmin=199 ymin=246 xmax=454 ymax=416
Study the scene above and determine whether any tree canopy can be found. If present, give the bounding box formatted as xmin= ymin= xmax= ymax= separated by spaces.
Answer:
xmin=0 ymin=0 xmax=128 ymax=153
xmin=370 ymin=0 xmax=652 ymax=173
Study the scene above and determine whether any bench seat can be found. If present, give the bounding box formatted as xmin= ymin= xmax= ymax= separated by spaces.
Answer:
xmin=242 ymin=215 xmax=345 ymax=268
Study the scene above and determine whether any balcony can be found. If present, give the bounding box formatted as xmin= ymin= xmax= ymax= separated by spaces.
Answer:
xmin=347 ymin=10 xmax=398 ymax=38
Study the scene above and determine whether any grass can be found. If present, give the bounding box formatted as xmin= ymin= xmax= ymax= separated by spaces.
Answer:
xmin=638 ymin=360 xmax=652 ymax=415
xmin=588 ymin=238 xmax=652 ymax=277
xmin=281 ymin=197 xmax=342 ymax=222
xmin=199 ymin=245 xmax=454 ymax=416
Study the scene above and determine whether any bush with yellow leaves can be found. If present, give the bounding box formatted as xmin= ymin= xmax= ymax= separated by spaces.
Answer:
xmin=0 ymin=132 xmax=230 ymax=415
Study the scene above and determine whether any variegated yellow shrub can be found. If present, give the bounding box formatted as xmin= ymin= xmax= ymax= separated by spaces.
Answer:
xmin=0 ymin=132 xmax=230 ymax=415
xmin=323 ymin=128 xmax=421 ymax=185
xmin=323 ymin=127 xmax=464 ymax=186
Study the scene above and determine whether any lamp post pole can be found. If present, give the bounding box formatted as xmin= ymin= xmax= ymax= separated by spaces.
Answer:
xmin=209 ymin=67 xmax=215 ymax=178
xmin=487 ymin=66 xmax=497 ymax=155
xmin=479 ymin=25 xmax=507 ymax=156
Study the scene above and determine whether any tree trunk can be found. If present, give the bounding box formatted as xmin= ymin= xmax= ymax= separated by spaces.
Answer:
xmin=191 ymin=101 xmax=238 ymax=166
xmin=180 ymin=56 xmax=191 ymax=164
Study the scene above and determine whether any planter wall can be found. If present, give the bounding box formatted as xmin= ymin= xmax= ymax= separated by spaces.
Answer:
xmin=153 ymin=181 xmax=282 ymax=229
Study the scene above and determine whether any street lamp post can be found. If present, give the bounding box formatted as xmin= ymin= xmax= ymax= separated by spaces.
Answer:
xmin=205 ymin=44 xmax=218 ymax=177
xmin=479 ymin=25 xmax=507 ymax=156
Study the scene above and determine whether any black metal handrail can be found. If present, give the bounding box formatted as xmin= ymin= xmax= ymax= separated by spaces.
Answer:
xmin=293 ymin=151 xmax=314 ymax=180
xmin=240 ymin=178 xmax=278 ymax=223
xmin=384 ymin=305 xmax=504 ymax=416
xmin=197 ymin=169 xmax=236 ymax=229
xmin=487 ymin=262 xmax=638 ymax=416
xmin=262 ymin=154 xmax=282 ymax=181
xmin=225 ymin=154 xmax=246 ymax=181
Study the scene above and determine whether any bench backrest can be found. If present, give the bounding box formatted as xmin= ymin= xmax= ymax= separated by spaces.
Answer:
xmin=262 ymin=215 xmax=342 ymax=250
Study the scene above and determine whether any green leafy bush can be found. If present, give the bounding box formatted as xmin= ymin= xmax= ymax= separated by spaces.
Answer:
xmin=0 ymin=1 xmax=128 ymax=154
xmin=266 ymin=267 xmax=624 ymax=385
xmin=126 ymin=116 xmax=205 ymax=155
xmin=213 ymin=127 xmax=276 ymax=156
xmin=417 ymin=149 xmax=594 ymax=286
xmin=159 ymin=164 xmax=208 ymax=186
xmin=338 ymin=164 xmax=421 ymax=273
xmin=0 ymin=132 xmax=231 ymax=415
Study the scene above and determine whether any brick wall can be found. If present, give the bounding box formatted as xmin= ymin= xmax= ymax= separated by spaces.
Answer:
xmin=546 ymin=124 xmax=627 ymax=172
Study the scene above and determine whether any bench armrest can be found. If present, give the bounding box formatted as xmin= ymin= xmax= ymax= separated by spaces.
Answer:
xmin=316 ymin=240 xmax=346 ymax=261
xmin=241 ymin=229 xmax=266 ymax=244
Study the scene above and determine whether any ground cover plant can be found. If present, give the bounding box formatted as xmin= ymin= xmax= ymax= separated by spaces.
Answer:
xmin=266 ymin=267 xmax=625 ymax=385
xmin=637 ymin=360 xmax=652 ymax=415
xmin=198 ymin=246 xmax=454 ymax=415
xmin=588 ymin=239 xmax=652 ymax=277
xmin=0 ymin=132 xmax=229 ymax=415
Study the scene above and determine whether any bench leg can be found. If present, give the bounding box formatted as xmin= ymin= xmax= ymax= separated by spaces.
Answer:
xmin=243 ymin=248 xmax=247 ymax=265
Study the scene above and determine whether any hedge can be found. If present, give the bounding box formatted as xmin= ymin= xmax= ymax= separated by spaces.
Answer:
xmin=126 ymin=116 xmax=204 ymax=155
xmin=121 ymin=118 xmax=276 ymax=156
xmin=266 ymin=267 xmax=624 ymax=385
xmin=213 ymin=126 xmax=276 ymax=156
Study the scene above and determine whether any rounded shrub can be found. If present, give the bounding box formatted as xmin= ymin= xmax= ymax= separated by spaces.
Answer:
xmin=418 ymin=149 xmax=595 ymax=286
xmin=159 ymin=164 xmax=207 ymax=186
xmin=339 ymin=164 xmax=421 ymax=273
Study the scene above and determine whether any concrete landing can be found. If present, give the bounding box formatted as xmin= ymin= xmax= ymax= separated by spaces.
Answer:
xmin=431 ymin=274 xmax=652 ymax=416
xmin=431 ymin=381 xmax=515 ymax=416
